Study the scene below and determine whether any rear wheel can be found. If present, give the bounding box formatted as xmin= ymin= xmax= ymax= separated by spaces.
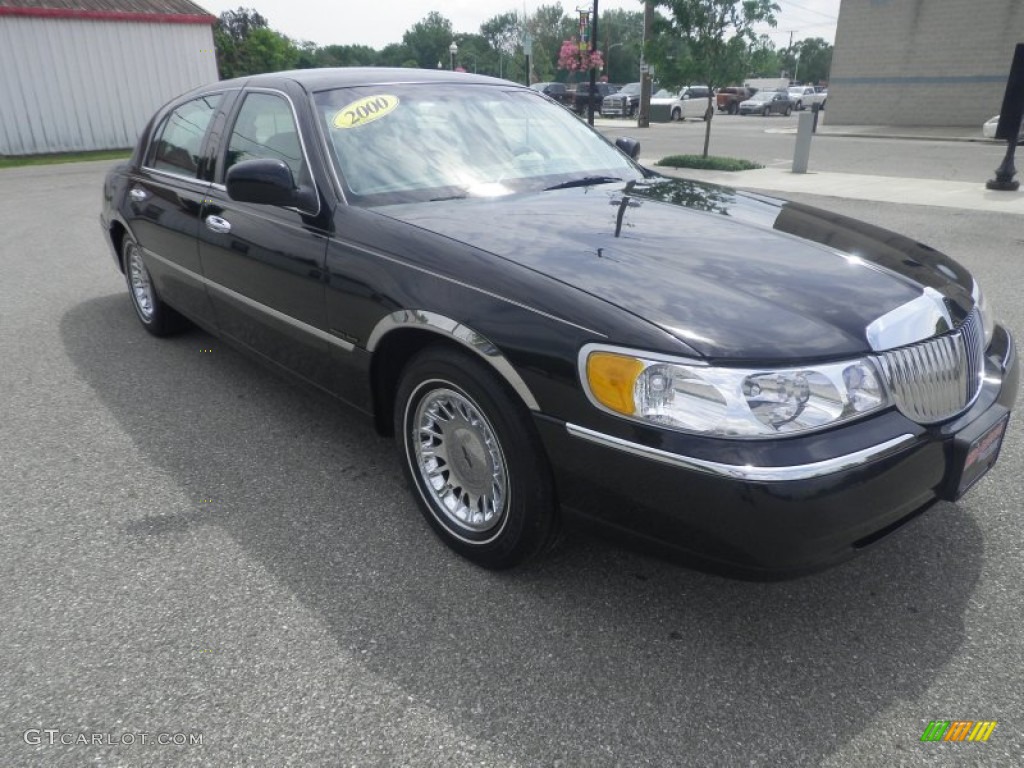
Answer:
xmin=122 ymin=233 xmax=189 ymax=336
xmin=763 ymin=107 xmax=770 ymax=117
xmin=785 ymin=106 xmax=793 ymax=117
xmin=394 ymin=346 xmax=559 ymax=569
xmin=729 ymin=102 xmax=739 ymax=115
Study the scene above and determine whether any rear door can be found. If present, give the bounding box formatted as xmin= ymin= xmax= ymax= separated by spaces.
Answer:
xmin=124 ymin=92 xmax=228 ymax=325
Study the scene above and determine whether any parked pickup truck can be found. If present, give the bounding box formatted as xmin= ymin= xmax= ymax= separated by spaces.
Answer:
xmin=600 ymin=82 xmax=642 ymax=117
xmin=786 ymin=85 xmax=827 ymax=111
xmin=530 ymin=82 xmax=574 ymax=109
xmin=573 ymin=82 xmax=618 ymax=115
xmin=716 ymin=86 xmax=755 ymax=115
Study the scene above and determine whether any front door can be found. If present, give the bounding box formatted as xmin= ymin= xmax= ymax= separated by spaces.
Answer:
xmin=198 ymin=89 xmax=333 ymax=390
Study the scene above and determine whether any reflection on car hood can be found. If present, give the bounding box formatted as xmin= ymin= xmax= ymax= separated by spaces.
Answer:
xmin=375 ymin=177 xmax=975 ymax=360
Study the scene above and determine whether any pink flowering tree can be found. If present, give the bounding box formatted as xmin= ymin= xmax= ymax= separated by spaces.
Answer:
xmin=558 ymin=39 xmax=604 ymax=74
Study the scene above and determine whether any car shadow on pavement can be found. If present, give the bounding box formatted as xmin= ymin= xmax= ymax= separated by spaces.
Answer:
xmin=61 ymin=294 xmax=986 ymax=767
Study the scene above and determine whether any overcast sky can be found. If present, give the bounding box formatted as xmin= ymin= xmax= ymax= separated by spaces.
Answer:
xmin=199 ymin=0 xmax=842 ymax=52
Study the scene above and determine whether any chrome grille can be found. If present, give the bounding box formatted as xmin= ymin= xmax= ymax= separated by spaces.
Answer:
xmin=877 ymin=309 xmax=985 ymax=424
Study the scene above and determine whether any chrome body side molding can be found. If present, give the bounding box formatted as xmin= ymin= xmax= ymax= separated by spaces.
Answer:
xmin=143 ymin=249 xmax=354 ymax=351
xmin=366 ymin=310 xmax=541 ymax=411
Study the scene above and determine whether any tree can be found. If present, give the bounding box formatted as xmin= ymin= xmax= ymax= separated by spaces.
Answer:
xmin=313 ymin=44 xmax=378 ymax=68
xmin=213 ymin=7 xmax=299 ymax=78
xmin=747 ymin=35 xmax=781 ymax=78
xmin=655 ymin=0 xmax=779 ymax=156
xmin=377 ymin=42 xmax=417 ymax=68
xmin=783 ymin=37 xmax=833 ymax=85
xmin=526 ymin=4 xmax=576 ymax=82
xmin=599 ymin=8 xmax=644 ymax=85
xmin=402 ymin=11 xmax=455 ymax=69
xmin=481 ymin=11 xmax=524 ymax=81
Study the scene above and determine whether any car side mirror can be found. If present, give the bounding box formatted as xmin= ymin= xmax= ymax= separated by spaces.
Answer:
xmin=615 ymin=137 xmax=641 ymax=160
xmin=226 ymin=158 xmax=315 ymax=210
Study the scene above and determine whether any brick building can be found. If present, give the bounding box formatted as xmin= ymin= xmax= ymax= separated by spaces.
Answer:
xmin=828 ymin=0 xmax=1024 ymax=127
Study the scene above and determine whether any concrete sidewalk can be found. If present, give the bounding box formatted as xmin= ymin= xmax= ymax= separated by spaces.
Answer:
xmin=646 ymin=163 xmax=1024 ymax=215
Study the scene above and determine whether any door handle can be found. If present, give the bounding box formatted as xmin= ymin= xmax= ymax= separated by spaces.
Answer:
xmin=129 ymin=187 xmax=148 ymax=203
xmin=205 ymin=215 xmax=231 ymax=235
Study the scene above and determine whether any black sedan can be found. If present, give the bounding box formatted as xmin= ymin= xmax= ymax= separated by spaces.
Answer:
xmin=100 ymin=68 xmax=1018 ymax=576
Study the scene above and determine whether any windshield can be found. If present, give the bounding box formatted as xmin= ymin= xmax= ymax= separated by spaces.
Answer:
xmin=750 ymin=92 xmax=775 ymax=102
xmin=315 ymin=84 xmax=641 ymax=206
xmin=619 ymin=83 xmax=642 ymax=96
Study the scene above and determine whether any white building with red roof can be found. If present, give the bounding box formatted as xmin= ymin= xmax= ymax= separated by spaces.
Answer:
xmin=0 ymin=0 xmax=218 ymax=154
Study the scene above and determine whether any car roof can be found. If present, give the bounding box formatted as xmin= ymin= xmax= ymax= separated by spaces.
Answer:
xmin=215 ymin=67 xmax=518 ymax=93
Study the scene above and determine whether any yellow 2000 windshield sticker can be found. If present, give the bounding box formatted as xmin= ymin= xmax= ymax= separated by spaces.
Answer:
xmin=333 ymin=95 xmax=400 ymax=129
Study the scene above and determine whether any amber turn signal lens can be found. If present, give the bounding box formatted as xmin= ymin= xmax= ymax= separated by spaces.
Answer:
xmin=586 ymin=352 xmax=644 ymax=415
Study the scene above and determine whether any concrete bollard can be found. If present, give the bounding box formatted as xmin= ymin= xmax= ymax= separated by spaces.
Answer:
xmin=792 ymin=111 xmax=814 ymax=174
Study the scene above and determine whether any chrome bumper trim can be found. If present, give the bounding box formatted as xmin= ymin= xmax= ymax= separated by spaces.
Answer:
xmin=565 ymin=424 xmax=916 ymax=482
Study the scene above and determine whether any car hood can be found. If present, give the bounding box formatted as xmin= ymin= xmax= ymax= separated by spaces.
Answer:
xmin=374 ymin=177 xmax=975 ymax=361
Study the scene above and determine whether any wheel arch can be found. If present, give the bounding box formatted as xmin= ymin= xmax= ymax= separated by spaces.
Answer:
xmin=367 ymin=310 xmax=541 ymax=436
xmin=109 ymin=219 xmax=129 ymax=273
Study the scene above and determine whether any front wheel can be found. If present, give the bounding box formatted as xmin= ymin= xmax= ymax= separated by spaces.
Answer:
xmin=122 ymin=233 xmax=189 ymax=336
xmin=394 ymin=347 xmax=559 ymax=569
xmin=671 ymin=107 xmax=682 ymax=122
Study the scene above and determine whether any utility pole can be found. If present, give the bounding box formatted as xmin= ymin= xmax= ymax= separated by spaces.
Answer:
xmin=638 ymin=0 xmax=653 ymax=127
xmin=588 ymin=0 xmax=599 ymax=126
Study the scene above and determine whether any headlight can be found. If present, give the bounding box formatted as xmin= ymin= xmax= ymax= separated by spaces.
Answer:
xmin=972 ymin=279 xmax=995 ymax=348
xmin=581 ymin=346 xmax=892 ymax=438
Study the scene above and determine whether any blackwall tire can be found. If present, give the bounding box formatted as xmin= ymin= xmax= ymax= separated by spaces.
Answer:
xmin=122 ymin=233 xmax=189 ymax=336
xmin=394 ymin=346 xmax=559 ymax=569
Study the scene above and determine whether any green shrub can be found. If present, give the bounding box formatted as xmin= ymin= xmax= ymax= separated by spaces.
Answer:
xmin=0 ymin=150 xmax=130 ymax=169
xmin=656 ymin=155 xmax=764 ymax=172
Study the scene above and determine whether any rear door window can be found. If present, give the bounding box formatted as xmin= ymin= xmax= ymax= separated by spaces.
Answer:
xmin=146 ymin=94 xmax=222 ymax=179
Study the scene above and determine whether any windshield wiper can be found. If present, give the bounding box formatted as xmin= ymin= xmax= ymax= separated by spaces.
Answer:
xmin=429 ymin=194 xmax=467 ymax=202
xmin=544 ymin=176 xmax=623 ymax=191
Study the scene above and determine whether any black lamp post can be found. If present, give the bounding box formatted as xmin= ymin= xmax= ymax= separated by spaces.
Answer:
xmin=987 ymin=135 xmax=1020 ymax=191
xmin=449 ymin=41 xmax=458 ymax=71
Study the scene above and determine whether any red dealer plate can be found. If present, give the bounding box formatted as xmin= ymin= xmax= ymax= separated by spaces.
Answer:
xmin=955 ymin=414 xmax=1010 ymax=499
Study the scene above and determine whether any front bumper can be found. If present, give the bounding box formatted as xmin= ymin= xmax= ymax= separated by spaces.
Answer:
xmin=601 ymin=101 xmax=631 ymax=116
xmin=536 ymin=325 xmax=1018 ymax=577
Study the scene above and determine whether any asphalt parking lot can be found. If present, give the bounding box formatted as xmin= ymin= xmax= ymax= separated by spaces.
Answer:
xmin=1 ymin=155 xmax=1021 ymax=767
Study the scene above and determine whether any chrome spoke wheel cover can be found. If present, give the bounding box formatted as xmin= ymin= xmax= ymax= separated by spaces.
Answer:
xmin=127 ymin=245 xmax=155 ymax=321
xmin=410 ymin=386 xmax=508 ymax=534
